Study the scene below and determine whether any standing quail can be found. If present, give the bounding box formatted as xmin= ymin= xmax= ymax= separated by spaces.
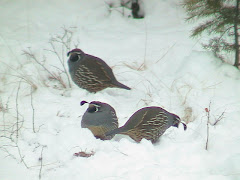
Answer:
xmin=67 ymin=48 xmax=131 ymax=93
xmin=105 ymin=106 xmax=187 ymax=143
xmin=81 ymin=101 xmax=118 ymax=140
xmin=131 ymin=0 xmax=144 ymax=19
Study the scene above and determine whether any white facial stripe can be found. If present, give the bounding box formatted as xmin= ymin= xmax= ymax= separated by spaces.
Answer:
xmin=93 ymin=104 xmax=100 ymax=112
xmin=92 ymin=104 xmax=100 ymax=107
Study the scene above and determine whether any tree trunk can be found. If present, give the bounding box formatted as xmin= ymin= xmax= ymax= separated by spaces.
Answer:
xmin=234 ymin=0 xmax=240 ymax=68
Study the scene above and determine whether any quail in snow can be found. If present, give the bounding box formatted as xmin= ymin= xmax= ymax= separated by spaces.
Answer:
xmin=67 ymin=48 xmax=131 ymax=93
xmin=81 ymin=101 xmax=119 ymax=140
xmin=131 ymin=0 xmax=144 ymax=19
xmin=105 ymin=106 xmax=187 ymax=143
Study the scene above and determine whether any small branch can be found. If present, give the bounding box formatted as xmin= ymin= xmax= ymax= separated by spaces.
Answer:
xmin=50 ymin=65 xmax=65 ymax=73
xmin=48 ymin=41 xmax=72 ymax=88
xmin=24 ymin=48 xmax=69 ymax=89
xmin=48 ymin=27 xmax=75 ymax=88
xmin=0 ymin=146 xmax=17 ymax=160
xmin=16 ymin=142 xmax=29 ymax=169
xmin=143 ymin=20 xmax=148 ymax=69
xmin=15 ymin=81 xmax=22 ymax=141
xmin=48 ymin=72 xmax=67 ymax=89
xmin=0 ymin=71 xmax=37 ymax=89
xmin=113 ymin=146 xmax=128 ymax=156
xmin=39 ymin=146 xmax=45 ymax=180
xmin=0 ymin=98 xmax=8 ymax=136
xmin=30 ymin=86 xmax=36 ymax=133
xmin=0 ymin=135 xmax=29 ymax=169
xmin=205 ymin=102 xmax=211 ymax=151
xmin=23 ymin=49 xmax=56 ymax=79
xmin=213 ymin=111 xmax=225 ymax=126
xmin=0 ymin=135 xmax=14 ymax=142
xmin=156 ymin=43 xmax=176 ymax=63
xmin=205 ymin=120 xmax=209 ymax=150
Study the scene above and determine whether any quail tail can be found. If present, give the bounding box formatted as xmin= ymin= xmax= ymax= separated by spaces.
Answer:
xmin=113 ymin=81 xmax=131 ymax=90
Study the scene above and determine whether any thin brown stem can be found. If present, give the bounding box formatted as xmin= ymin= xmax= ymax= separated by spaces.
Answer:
xmin=15 ymin=81 xmax=22 ymax=141
xmin=30 ymin=86 xmax=36 ymax=133
xmin=39 ymin=146 xmax=45 ymax=180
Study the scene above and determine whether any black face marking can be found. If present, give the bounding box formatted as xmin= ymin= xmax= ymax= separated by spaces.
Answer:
xmin=182 ymin=122 xmax=187 ymax=131
xmin=172 ymin=121 xmax=179 ymax=128
xmin=87 ymin=106 xmax=97 ymax=113
xmin=87 ymin=106 xmax=98 ymax=113
xmin=172 ymin=115 xmax=181 ymax=128
xmin=87 ymin=104 xmax=101 ymax=113
xmin=172 ymin=115 xmax=187 ymax=130
xmin=69 ymin=53 xmax=81 ymax=62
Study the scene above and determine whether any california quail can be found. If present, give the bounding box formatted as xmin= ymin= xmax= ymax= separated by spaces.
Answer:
xmin=67 ymin=48 xmax=131 ymax=93
xmin=131 ymin=0 xmax=144 ymax=19
xmin=81 ymin=101 xmax=119 ymax=140
xmin=105 ymin=106 xmax=187 ymax=143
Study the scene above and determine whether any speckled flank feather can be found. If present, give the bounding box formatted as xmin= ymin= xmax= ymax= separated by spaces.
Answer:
xmin=73 ymin=65 xmax=114 ymax=93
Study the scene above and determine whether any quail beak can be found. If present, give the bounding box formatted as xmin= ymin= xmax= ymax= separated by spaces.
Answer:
xmin=67 ymin=51 xmax=73 ymax=57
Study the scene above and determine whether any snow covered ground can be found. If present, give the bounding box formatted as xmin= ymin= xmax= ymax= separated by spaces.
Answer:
xmin=0 ymin=0 xmax=240 ymax=179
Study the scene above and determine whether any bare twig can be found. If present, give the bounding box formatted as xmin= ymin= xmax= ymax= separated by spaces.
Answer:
xmin=205 ymin=102 xmax=211 ymax=150
xmin=48 ymin=72 xmax=67 ymax=89
xmin=16 ymin=141 xmax=29 ymax=169
xmin=213 ymin=111 xmax=225 ymax=126
xmin=142 ymin=20 xmax=148 ymax=69
xmin=15 ymin=81 xmax=22 ymax=141
xmin=39 ymin=146 xmax=45 ymax=180
xmin=105 ymin=0 xmax=131 ymax=16
xmin=0 ymin=146 xmax=17 ymax=160
xmin=156 ymin=42 xmax=176 ymax=63
xmin=30 ymin=86 xmax=36 ymax=133
xmin=0 ymin=134 xmax=29 ymax=169
xmin=23 ymin=49 xmax=68 ymax=89
xmin=113 ymin=145 xmax=128 ymax=156
xmin=23 ymin=49 xmax=56 ymax=78
xmin=1 ymin=135 xmax=30 ymax=168
xmin=10 ymin=116 xmax=24 ymax=141
xmin=47 ymin=27 xmax=75 ymax=88
xmin=0 ymin=98 xmax=8 ymax=136
xmin=0 ymin=71 xmax=37 ymax=89
xmin=50 ymin=65 xmax=65 ymax=73
xmin=23 ymin=27 xmax=76 ymax=89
